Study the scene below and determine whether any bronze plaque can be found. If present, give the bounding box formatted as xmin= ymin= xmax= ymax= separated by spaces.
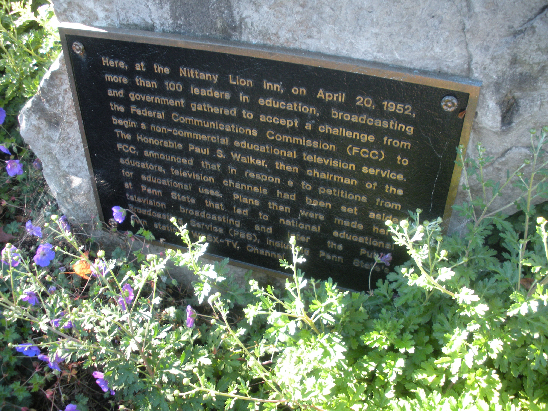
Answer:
xmin=60 ymin=24 xmax=480 ymax=291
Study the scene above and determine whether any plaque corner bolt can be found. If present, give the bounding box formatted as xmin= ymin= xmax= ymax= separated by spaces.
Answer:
xmin=72 ymin=42 xmax=84 ymax=56
xmin=441 ymin=95 xmax=458 ymax=112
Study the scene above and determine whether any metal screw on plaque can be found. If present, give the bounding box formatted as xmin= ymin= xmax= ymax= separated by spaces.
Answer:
xmin=72 ymin=42 xmax=84 ymax=56
xmin=441 ymin=96 xmax=458 ymax=112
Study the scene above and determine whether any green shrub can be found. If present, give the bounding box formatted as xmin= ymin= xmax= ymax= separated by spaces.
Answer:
xmin=0 ymin=3 xmax=60 ymax=409
xmin=1 ymin=125 xmax=547 ymax=410
xmin=0 ymin=0 xmax=60 ymax=122
xmin=0 ymin=0 xmax=60 ymax=221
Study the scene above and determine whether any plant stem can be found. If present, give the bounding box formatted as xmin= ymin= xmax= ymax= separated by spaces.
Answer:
xmin=0 ymin=295 xmax=83 ymax=344
xmin=181 ymin=386 xmax=287 ymax=405
xmin=517 ymin=132 xmax=543 ymax=290
xmin=214 ymin=300 xmax=284 ymax=398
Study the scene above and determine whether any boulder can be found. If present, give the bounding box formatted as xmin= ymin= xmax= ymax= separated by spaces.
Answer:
xmin=20 ymin=0 xmax=548 ymax=236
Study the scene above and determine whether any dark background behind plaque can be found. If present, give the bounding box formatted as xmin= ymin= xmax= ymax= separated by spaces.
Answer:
xmin=63 ymin=30 xmax=477 ymax=291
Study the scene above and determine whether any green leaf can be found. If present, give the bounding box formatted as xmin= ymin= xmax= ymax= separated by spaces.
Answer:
xmin=11 ymin=381 xmax=30 ymax=402
xmin=3 ymin=220 xmax=20 ymax=234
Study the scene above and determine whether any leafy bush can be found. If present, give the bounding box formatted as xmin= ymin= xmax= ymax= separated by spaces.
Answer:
xmin=1 ymin=127 xmax=547 ymax=410
xmin=0 ymin=0 xmax=60 ymax=125
xmin=0 ymin=3 xmax=61 ymax=409
xmin=0 ymin=0 xmax=60 ymax=223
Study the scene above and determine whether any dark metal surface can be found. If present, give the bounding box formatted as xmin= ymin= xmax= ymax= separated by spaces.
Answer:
xmin=60 ymin=24 xmax=480 ymax=291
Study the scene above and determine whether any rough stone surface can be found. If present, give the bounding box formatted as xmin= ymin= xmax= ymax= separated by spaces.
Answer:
xmin=19 ymin=55 xmax=98 ymax=224
xmin=20 ymin=0 xmax=548 ymax=238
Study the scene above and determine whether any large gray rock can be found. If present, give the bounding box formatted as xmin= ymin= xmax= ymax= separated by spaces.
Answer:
xmin=19 ymin=56 xmax=97 ymax=224
xmin=20 ymin=0 xmax=548 ymax=235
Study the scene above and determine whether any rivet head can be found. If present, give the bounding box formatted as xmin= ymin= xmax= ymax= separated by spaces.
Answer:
xmin=441 ymin=96 xmax=458 ymax=112
xmin=72 ymin=42 xmax=84 ymax=55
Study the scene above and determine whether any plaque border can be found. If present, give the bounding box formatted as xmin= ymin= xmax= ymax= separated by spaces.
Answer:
xmin=59 ymin=23 xmax=481 ymax=280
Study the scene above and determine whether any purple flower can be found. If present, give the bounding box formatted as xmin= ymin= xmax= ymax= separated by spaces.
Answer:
xmin=112 ymin=206 xmax=126 ymax=224
xmin=34 ymin=243 xmax=55 ymax=267
xmin=32 ymin=158 xmax=41 ymax=170
xmin=15 ymin=343 xmax=40 ymax=357
xmin=186 ymin=305 xmax=197 ymax=328
xmin=48 ymin=286 xmax=57 ymax=293
xmin=117 ymin=284 xmax=134 ymax=311
xmin=59 ymin=215 xmax=70 ymax=232
xmin=92 ymin=371 xmax=115 ymax=395
xmin=378 ymin=253 xmax=393 ymax=266
xmin=0 ymin=144 xmax=10 ymax=155
xmin=95 ymin=377 xmax=109 ymax=392
xmin=38 ymin=352 xmax=64 ymax=372
xmin=65 ymin=404 xmax=80 ymax=411
xmin=91 ymin=260 xmax=107 ymax=277
xmin=6 ymin=159 xmax=23 ymax=177
xmin=21 ymin=290 xmax=38 ymax=306
xmin=0 ymin=107 xmax=6 ymax=125
xmin=25 ymin=220 xmax=42 ymax=238
xmin=1 ymin=245 xmax=21 ymax=267
xmin=51 ymin=312 xmax=70 ymax=328
xmin=92 ymin=371 xmax=104 ymax=379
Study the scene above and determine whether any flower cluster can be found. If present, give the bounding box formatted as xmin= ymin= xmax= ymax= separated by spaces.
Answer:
xmin=6 ymin=220 xmax=57 ymax=268
xmin=14 ymin=344 xmax=65 ymax=372
xmin=92 ymin=371 xmax=115 ymax=395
